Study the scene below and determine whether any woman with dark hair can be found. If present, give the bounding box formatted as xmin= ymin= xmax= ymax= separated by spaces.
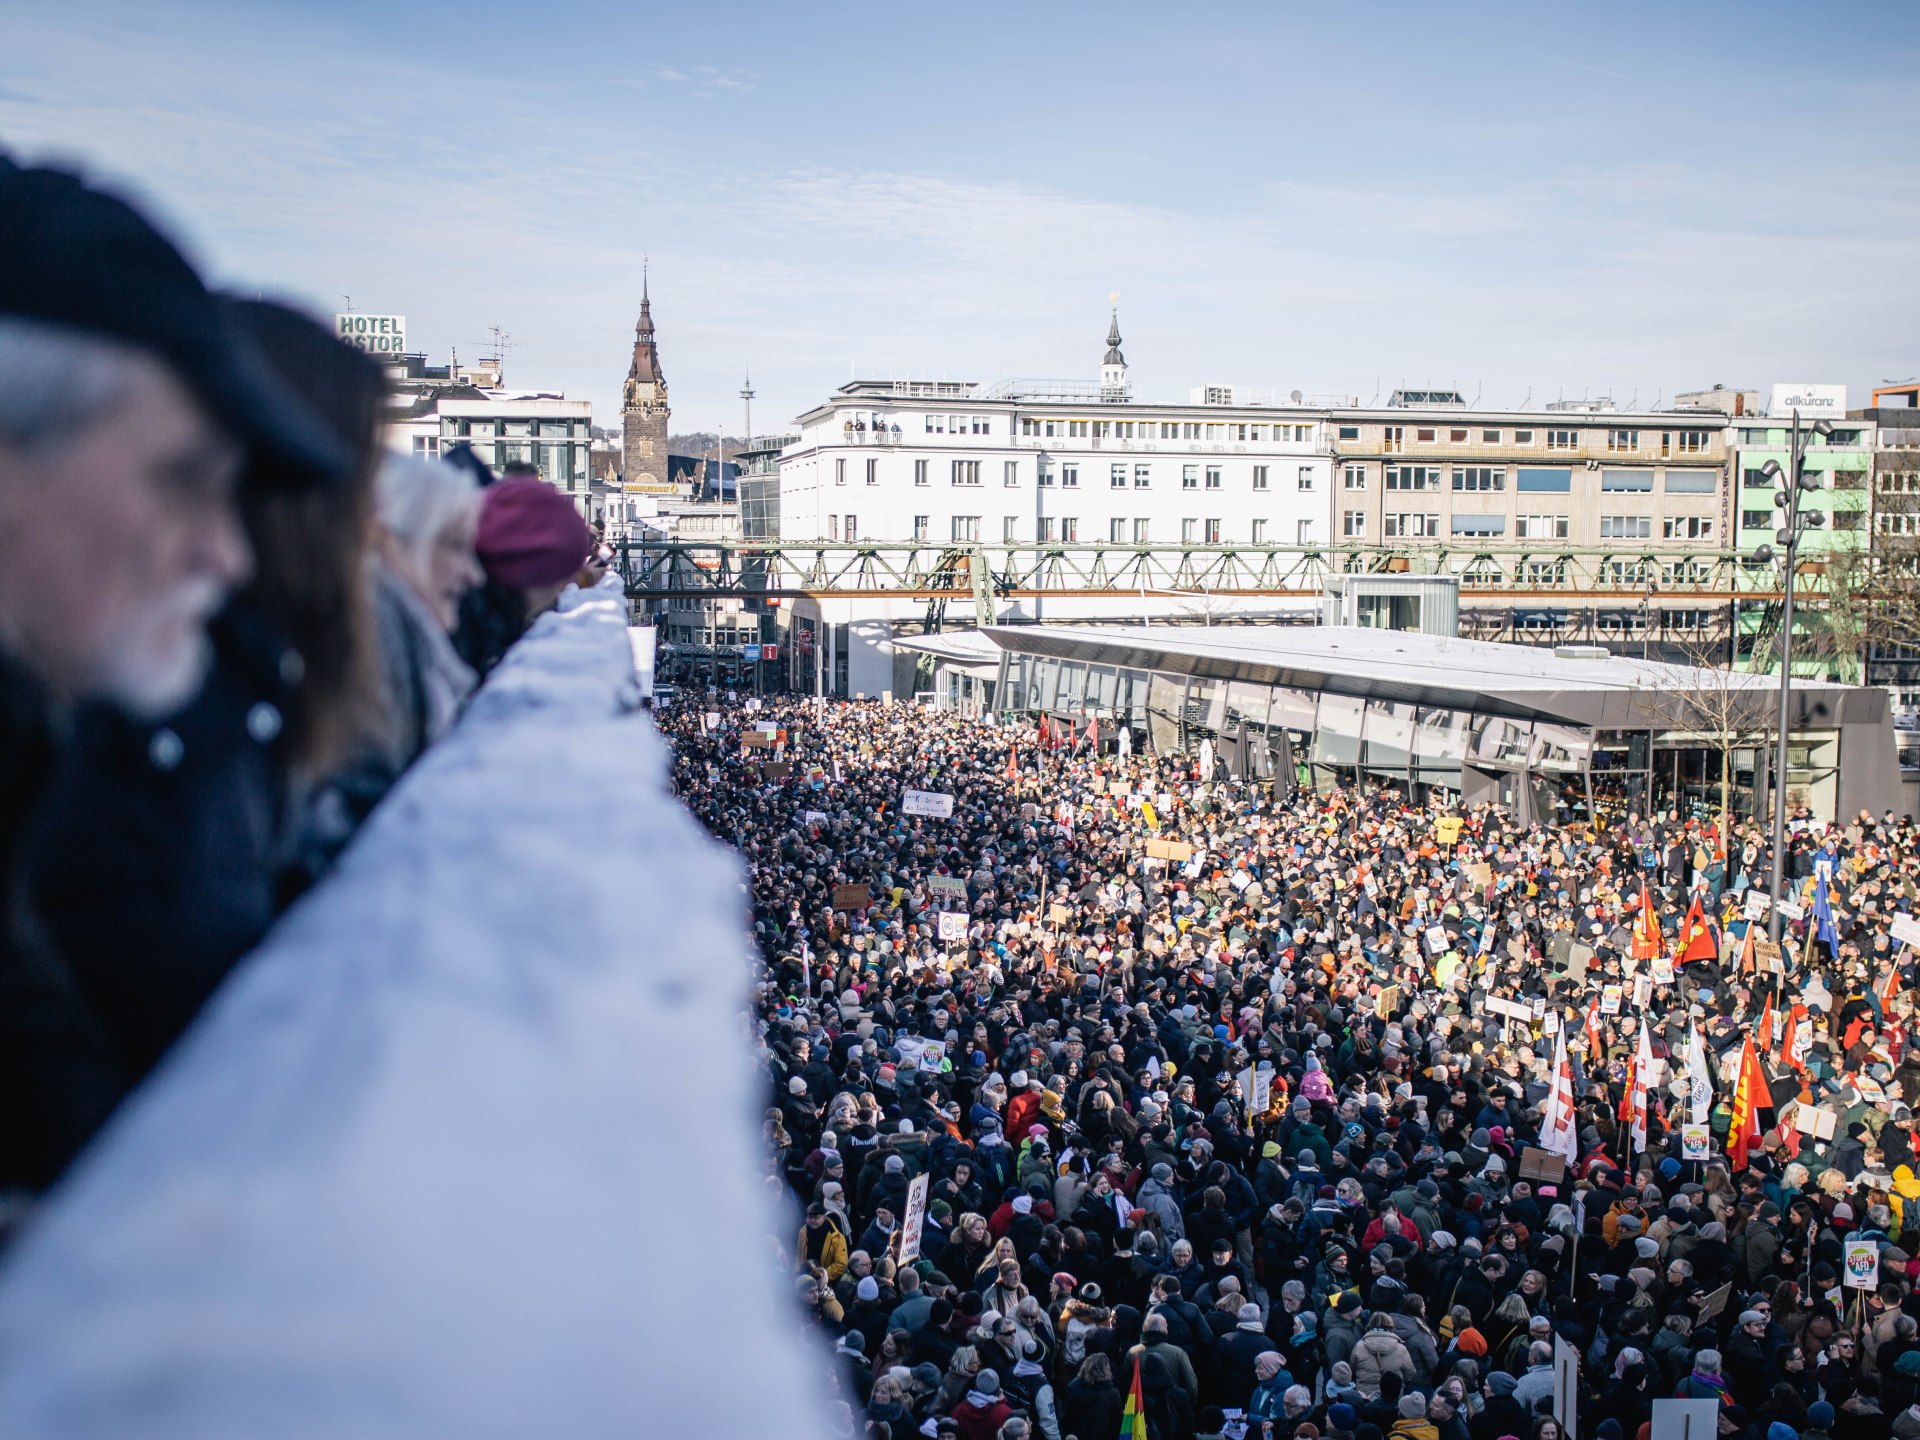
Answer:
xmin=27 ymin=298 xmax=388 ymax=1098
xmin=1059 ymin=1354 xmax=1121 ymax=1440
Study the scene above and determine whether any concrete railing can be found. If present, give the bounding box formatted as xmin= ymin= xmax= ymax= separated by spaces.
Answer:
xmin=0 ymin=578 xmax=833 ymax=1440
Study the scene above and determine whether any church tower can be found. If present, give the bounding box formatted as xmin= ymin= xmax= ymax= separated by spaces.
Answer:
xmin=621 ymin=269 xmax=670 ymax=486
xmin=1099 ymin=302 xmax=1130 ymax=403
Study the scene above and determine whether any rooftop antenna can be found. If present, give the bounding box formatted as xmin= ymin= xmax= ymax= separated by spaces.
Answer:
xmin=1626 ymin=389 xmax=1639 ymax=410
xmin=1519 ymin=388 xmax=1532 ymax=410
xmin=342 ymin=294 xmax=352 ymax=313
xmin=1471 ymin=382 xmax=1483 ymax=408
xmin=1368 ymin=378 xmax=1380 ymax=405
xmin=740 ymin=367 xmax=755 ymax=446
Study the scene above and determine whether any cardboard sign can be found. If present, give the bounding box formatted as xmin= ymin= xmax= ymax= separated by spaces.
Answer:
xmin=1680 ymin=1123 xmax=1710 ymax=1161
xmin=1892 ymin=913 xmax=1920 ymax=949
xmin=901 ymin=789 xmax=955 ymax=819
xmin=1651 ymin=1399 xmax=1720 ymax=1440
xmin=1519 ymin=1147 xmax=1566 ymax=1183
xmin=1048 ymin=903 xmax=1073 ymax=928
xmin=832 ymin=883 xmax=872 ymax=912
xmin=740 ymin=730 xmax=775 ymax=749
xmin=1754 ymin=938 xmax=1784 ymax=975
xmin=761 ymin=762 xmax=790 ymax=781
xmin=1468 ymin=862 xmax=1493 ymax=892
xmin=896 ymin=1172 xmax=930 ymax=1264
xmin=937 ymin=911 xmax=969 ymax=943
xmin=1375 ymin=985 xmax=1400 ymax=1019
xmin=928 ymin=875 xmax=968 ymax=902
xmin=1845 ymin=1239 xmax=1880 ymax=1290
xmin=1145 ymin=837 xmax=1195 ymax=862
xmin=1693 ymin=1281 xmax=1733 ymax=1323
xmin=1797 ymin=1106 xmax=1838 ymax=1141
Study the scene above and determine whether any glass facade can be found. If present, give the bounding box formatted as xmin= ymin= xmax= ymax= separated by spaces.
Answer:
xmin=991 ymin=650 xmax=1831 ymax=825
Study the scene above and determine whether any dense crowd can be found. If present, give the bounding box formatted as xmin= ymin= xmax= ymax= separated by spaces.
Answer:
xmin=664 ymin=696 xmax=1920 ymax=1440
xmin=0 ymin=160 xmax=605 ymax=1210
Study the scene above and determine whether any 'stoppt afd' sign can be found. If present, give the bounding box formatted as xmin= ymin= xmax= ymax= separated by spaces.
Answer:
xmin=335 ymin=313 xmax=408 ymax=355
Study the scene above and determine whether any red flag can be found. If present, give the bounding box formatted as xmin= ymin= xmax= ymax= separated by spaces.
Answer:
xmin=1679 ymin=894 xmax=1719 ymax=964
xmin=1036 ymin=714 xmax=1052 ymax=751
xmin=1756 ymin=999 xmax=1775 ymax=1057
xmin=1618 ymin=1040 xmax=1639 ymax=1125
xmin=1005 ymin=743 xmax=1017 ymax=780
xmin=1782 ymin=1003 xmax=1810 ymax=1074
xmin=1736 ymin=922 xmax=1757 ymax=976
xmin=1585 ymin=1000 xmax=1605 ymax=1062
xmin=1882 ymin=950 xmax=1908 ymax=1015
xmin=1632 ymin=881 xmax=1663 ymax=961
xmin=1628 ymin=1024 xmax=1652 ymax=1154
xmin=1087 ymin=716 xmax=1099 ymax=754
xmin=1728 ymin=1035 xmax=1765 ymax=1171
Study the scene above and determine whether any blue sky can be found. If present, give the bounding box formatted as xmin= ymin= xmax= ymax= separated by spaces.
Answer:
xmin=4 ymin=1 xmax=1917 ymax=436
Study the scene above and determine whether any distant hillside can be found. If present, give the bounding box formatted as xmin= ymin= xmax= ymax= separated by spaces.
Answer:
xmin=669 ymin=433 xmax=749 ymax=455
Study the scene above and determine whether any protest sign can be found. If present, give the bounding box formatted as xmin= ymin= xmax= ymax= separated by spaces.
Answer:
xmin=1145 ymin=837 xmax=1195 ymax=862
xmin=1845 ymin=1239 xmax=1880 ymax=1290
xmin=937 ymin=911 xmax=969 ymax=943
xmin=1680 ymin=1124 xmax=1710 ymax=1161
xmin=740 ymin=730 xmax=774 ymax=749
xmin=761 ymin=762 xmax=790 ymax=781
xmin=1776 ymin=899 xmax=1806 ymax=921
xmin=1651 ymin=953 xmax=1674 ymax=985
xmin=1892 ymin=913 xmax=1920 ymax=949
xmin=901 ymin=789 xmax=955 ymax=819
xmin=896 ymin=1173 xmax=929 ymax=1264
xmin=1796 ymin=1105 xmax=1838 ymax=1141
xmin=1754 ymin=938 xmax=1784 ymax=974
xmin=1744 ymin=890 xmax=1771 ymax=920
xmin=1632 ymin=976 xmax=1652 ymax=1010
xmin=1552 ymin=1334 xmax=1579 ymax=1440
xmin=928 ymin=875 xmax=968 ymax=902
xmin=1485 ymin=995 xmax=1532 ymax=1023
xmin=832 ymin=883 xmax=872 ymax=912
xmin=1600 ymin=984 xmax=1623 ymax=1016
xmin=1651 ymin=1400 xmax=1720 ymax=1440
xmin=1048 ymin=903 xmax=1073 ymax=928
xmin=1519 ymin=1147 xmax=1565 ymax=1183
xmin=1237 ymin=1066 xmax=1273 ymax=1113
xmin=1693 ymin=1281 xmax=1733 ymax=1323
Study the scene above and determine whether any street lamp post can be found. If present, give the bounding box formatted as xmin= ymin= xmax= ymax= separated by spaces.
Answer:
xmin=1752 ymin=411 xmax=1832 ymax=945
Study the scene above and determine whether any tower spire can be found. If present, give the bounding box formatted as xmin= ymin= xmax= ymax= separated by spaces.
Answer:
xmin=1099 ymin=292 xmax=1129 ymax=403
xmin=637 ymin=257 xmax=653 ymax=338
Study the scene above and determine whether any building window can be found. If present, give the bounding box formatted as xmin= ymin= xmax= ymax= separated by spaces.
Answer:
xmin=1205 ymin=465 xmax=1221 ymax=489
xmin=1482 ymin=429 xmax=1501 ymax=443
xmin=828 ymin=514 xmax=839 ymax=540
xmin=1338 ymin=425 xmax=1360 ymax=440
xmin=1253 ymin=465 xmax=1269 ymax=491
xmin=1452 ymin=466 xmax=1504 ymax=492
xmin=1296 ymin=518 xmax=1313 ymax=544
xmin=835 ymin=458 xmax=847 ymax=485
xmin=1004 ymin=515 xmax=1019 ymax=542
xmin=1135 ymin=464 xmax=1152 ymax=488
xmin=863 ymin=458 xmax=877 ymax=486
xmin=1515 ymin=514 xmax=1570 ymax=539
xmin=912 ymin=514 xmax=929 ymax=541
xmin=1607 ymin=429 xmax=1640 ymax=453
xmin=1343 ymin=510 xmax=1367 ymax=538
xmin=1182 ymin=518 xmax=1198 ymax=543
xmin=951 ymin=515 xmax=980 ymax=542
xmin=1343 ymin=464 xmax=1366 ymax=490
xmin=1416 ymin=428 xmax=1437 ymax=442
xmin=1037 ymin=460 xmax=1053 ymax=488
xmin=1112 ymin=464 xmax=1129 ymax=489
xmin=1452 ymin=514 xmax=1506 ymax=536
xmin=1252 ymin=518 xmax=1268 ymax=543
xmin=1382 ymin=426 xmax=1404 ymax=454
xmin=1663 ymin=515 xmax=1712 ymax=540
xmin=1385 ymin=465 xmax=1440 ymax=491
xmin=1516 ymin=467 xmax=1573 ymax=493
xmin=1546 ymin=429 xmax=1580 ymax=451
xmin=1600 ymin=468 xmax=1654 ymax=492
xmin=924 ymin=414 xmax=945 ymax=434
xmin=1600 ymin=515 xmax=1652 ymax=539
xmin=952 ymin=459 xmax=981 ymax=486
xmin=1060 ymin=463 xmax=1078 ymax=489
xmin=1297 ymin=465 xmax=1314 ymax=491
xmin=1741 ymin=509 xmax=1771 ymax=531
xmin=1675 ymin=430 xmax=1709 ymax=454
xmin=1183 ymin=464 xmax=1199 ymax=490
xmin=1513 ymin=429 xmax=1535 ymax=445
xmin=914 ymin=459 xmax=929 ymax=486
xmin=1133 ymin=519 xmax=1151 ymax=543
xmin=1038 ymin=517 xmax=1056 ymax=542
xmin=1205 ymin=518 xmax=1222 ymax=543
xmin=1110 ymin=518 xmax=1126 ymax=542
xmin=1383 ymin=513 xmax=1438 ymax=538
xmin=844 ymin=515 xmax=858 ymax=541
xmin=1004 ymin=460 xmax=1019 ymax=488
xmin=1448 ymin=428 xmax=1469 ymax=443
xmin=1664 ymin=470 xmax=1717 ymax=494
xmin=1061 ymin=518 xmax=1077 ymax=542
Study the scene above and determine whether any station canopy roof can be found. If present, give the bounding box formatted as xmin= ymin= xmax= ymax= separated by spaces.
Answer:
xmin=974 ymin=623 xmax=1880 ymax=732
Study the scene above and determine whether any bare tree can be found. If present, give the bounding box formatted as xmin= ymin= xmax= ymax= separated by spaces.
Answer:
xmin=1626 ymin=639 xmax=1775 ymax=853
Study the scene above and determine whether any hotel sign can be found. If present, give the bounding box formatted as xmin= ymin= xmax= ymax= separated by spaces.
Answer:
xmin=335 ymin=313 xmax=408 ymax=355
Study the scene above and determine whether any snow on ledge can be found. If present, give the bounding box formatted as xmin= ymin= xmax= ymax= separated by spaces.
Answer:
xmin=0 ymin=581 xmax=835 ymax=1440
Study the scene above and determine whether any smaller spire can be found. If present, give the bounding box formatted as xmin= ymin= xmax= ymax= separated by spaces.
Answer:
xmin=1103 ymin=307 xmax=1125 ymax=367
xmin=637 ymin=257 xmax=653 ymax=337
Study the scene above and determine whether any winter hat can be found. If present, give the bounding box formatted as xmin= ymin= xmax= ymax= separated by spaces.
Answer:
xmin=1329 ymin=1403 xmax=1359 ymax=1431
xmin=1256 ymin=1352 xmax=1286 ymax=1382
xmin=1455 ymin=1327 xmax=1488 ymax=1357
xmin=1399 ymin=1394 xmax=1428 ymax=1419
xmin=975 ymin=1369 xmax=1001 ymax=1396
xmin=884 ymin=1154 xmax=905 ymax=1173
xmin=1808 ymin=1403 xmax=1834 ymax=1428
xmin=856 ymin=1275 xmax=880 ymax=1301
xmin=1768 ymin=1425 xmax=1797 ymax=1440
xmin=474 ymin=476 xmax=594 ymax=588
xmin=1012 ymin=1194 xmax=1033 ymax=1215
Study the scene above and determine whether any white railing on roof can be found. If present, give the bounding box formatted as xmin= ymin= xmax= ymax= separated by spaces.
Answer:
xmin=0 ymin=577 xmax=835 ymax=1440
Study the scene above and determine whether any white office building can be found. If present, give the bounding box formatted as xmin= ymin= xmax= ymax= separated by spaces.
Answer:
xmin=776 ymin=312 xmax=1336 ymax=695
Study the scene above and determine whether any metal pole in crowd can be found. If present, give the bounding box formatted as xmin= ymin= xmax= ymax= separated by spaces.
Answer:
xmin=1767 ymin=411 xmax=1802 ymax=948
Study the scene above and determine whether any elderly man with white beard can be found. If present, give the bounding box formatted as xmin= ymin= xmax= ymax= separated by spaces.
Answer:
xmin=0 ymin=158 xmax=345 ymax=1197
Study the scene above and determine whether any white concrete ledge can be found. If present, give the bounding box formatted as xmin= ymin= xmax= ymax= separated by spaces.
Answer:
xmin=0 ymin=580 xmax=833 ymax=1440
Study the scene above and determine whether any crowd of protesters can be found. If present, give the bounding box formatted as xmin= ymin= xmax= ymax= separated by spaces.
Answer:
xmin=663 ymin=695 xmax=1920 ymax=1440
xmin=0 ymin=158 xmax=606 ymax=1211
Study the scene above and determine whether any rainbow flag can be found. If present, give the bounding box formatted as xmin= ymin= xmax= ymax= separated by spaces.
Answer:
xmin=1121 ymin=1355 xmax=1148 ymax=1440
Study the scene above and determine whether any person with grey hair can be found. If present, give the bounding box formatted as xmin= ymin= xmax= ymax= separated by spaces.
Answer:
xmin=0 ymin=161 xmax=347 ymax=1194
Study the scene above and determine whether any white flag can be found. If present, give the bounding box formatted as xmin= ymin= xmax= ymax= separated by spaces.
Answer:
xmin=1119 ymin=727 xmax=1133 ymax=758
xmin=1629 ymin=1023 xmax=1652 ymax=1154
xmin=1199 ymin=737 xmax=1216 ymax=779
xmin=1685 ymin=1022 xmax=1713 ymax=1127
xmin=1541 ymin=1025 xmax=1579 ymax=1168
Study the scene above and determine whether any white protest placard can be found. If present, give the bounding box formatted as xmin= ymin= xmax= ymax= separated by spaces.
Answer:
xmin=896 ymin=1172 xmax=930 ymax=1263
xmin=1424 ymin=925 xmax=1449 ymax=956
xmin=1652 ymin=952 xmax=1675 ymax=985
xmin=1680 ymin=1123 xmax=1710 ymax=1161
xmin=1633 ymin=976 xmax=1653 ymax=1011
xmin=1745 ymin=889 xmax=1771 ymax=921
xmin=1845 ymin=1238 xmax=1880 ymax=1290
xmin=937 ymin=911 xmax=969 ymax=943
xmin=1236 ymin=1066 xmax=1273 ymax=1113
xmin=928 ymin=875 xmax=968 ymax=902
xmin=917 ymin=1040 xmax=945 ymax=1074
xmin=803 ymin=810 xmax=828 ymax=826
xmin=1552 ymin=1334 xmax=1580 ymax=1440
xmin=1651 ymin=1399 xmax=1720 ymax=1440
xmin=1486 ymin=995 xmax=1533 ymax=1023
xmin=1600 ymin=984 xmax=1623 ymax=1016
xmin=703 ymin=711 xmax=721 ymax=731
xmin=1777 ymin=899 xmax=1806 ymax=921
xmin=901 ymin=789 xmax=955 ymax=819
xmin=1892 ymin=913 xmax=1920 ymax=950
